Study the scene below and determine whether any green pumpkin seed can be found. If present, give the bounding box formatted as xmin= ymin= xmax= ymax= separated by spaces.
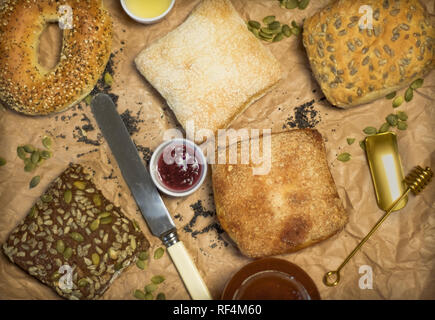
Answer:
xmin=64 ymin=190 xmax=72 ymax=204
xmin=98 ymin=211 xmax=111 ymax=219
xmin=337 ymin=153 xmax=351 ymax=162
xmin=56 ymin=240 xmax=65 ymax=254
xmin=151 ymin=275 xmax=165 ymax=284
xmin=379 ymin=122 xmax=391 ymax=133
xmin=134 ymin=289 xmax=146 ymax=300
xmin=263 ymin=16 xmax=275 ymax=25
xmin=156 ymin=293 xmax=166 ymax=300
xmin=144 ymin=293 xmax=153 ymax=300
xmin=138 ymin=251 xmax=149 ymax=261
xmin=29 ymin=176 xmax=41 ymax=189
xmin=154 ymin=247 xmax=165 ymax=260
xmin=136 ymin=259 xmax=146 ymax=270
xmin=273 ymin=33 xmax=284 ymax=42
xmin=31 ymin=151 xmax=40 ymax=164
xmin=73 ymin=181 xmax=87 ymax=190
xmin=51 ymin=271 xmax=61 ymax=281
xmin=24 ymin=161 xmax=35 ymax=172
xmin=84 ymin=95 xmax=93 ymax=105
xmin=108 ymin=248 xmax=118 ymax=260
xmin=363 ymin=126 xmax=377 ymax=135
xmin=260 ymin=27 xmax=278 ymax=36
xmin=104 ymin=72 xmax=113 ymax=86
xmin=78 ymin=278 xmax=89 ymax=287
xmin=259 ymin=32 xmax=274 ymax=41
xmin=248 ymin=20 xmax=261 ymax=29
xmin=17 ymin=147 xmax=26 ymax=160
xmin=397 ymin=111 xmax=408 ymax=121
xmin=298 ymin=0 xmax=310 ymax=10
xmin=91 ymin=253 xmax=100 ymax=266
xmin=70 ymin=232 xmax=84 ymax=242
xmin=92 ymin=194 xmax=102 ymax=206
xmin=404 ymin=87 xmax=413 ymax=102
xmin=250 ymin=28 xmax=261 ymax=39
xmin=42 ymin=136 xmax=52 ymax=149
xmin=282 ymin=24 xmax=291 ymax=37
xmin=90 ymin=219 xmax=100 ymax=231
xmin=385 ymin=91 xmax=396 ymax=99
xmin=40 ymin=150 xmax=51 ymax=159
xmin=410 ymin=78 xmax=423 ymax=90
xmin=268 ymin=21 xmax=281 ymax=30
xmin=397 ymin=121 xmax=408 ymax=130
xmin=145 ymin=283 xmax=157 ymax=293
xmin=392 ymin=96 xmax=404 ymax=108
xmin=63 ymin=247 xmax=73 ymax=260
xmin=346 ymin=138 xmax=355 ymax=145
xmin=28 ymin=206 xmax=38 ymax=218
xmin=359 ymin=140 xmax=366 ymax=151
xmin=285 ymin=0 xmax=298 ymax=9
xmin=291 ymin=26 xmax=301 ymax=35
xmin=386 ymin=114 xmax=398 ymax=126
xmin=41 ymin=194 xmax=53 ymax=202
xmin=0 ymin=157 xmax=6 ymax=166
xmin=23 ymin=144 xmax=35 ymax=153
xmin=100 ymin=216 xmax=113 ymax=225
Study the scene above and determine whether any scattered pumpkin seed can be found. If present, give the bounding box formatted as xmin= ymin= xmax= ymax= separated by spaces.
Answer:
xmin=63 ymin=247 xmax=73 ymax=260
xmin=410 ymin=78 xmax=423 ymax=90
xmin=17 ymin=147 xmax=26 ymax=160
xmin=0 ymin=157 xmax=6 ymax=166
xmin=23 ymin=144 xmax=35 ymax=153
xmin=138 ymin=251 xmax=149 ymax=261
xmin=144 ymin=293 xmax=153 ymax=300
xmin=268 ymin=21 xmax=281 ymax=30
xmin=273 ymin=33 xmax=284 ymax=42
xmin=284 ymin=0 xmax=298 ymax=9
xmin=64 ymin=190 xmax=72 ymax=204
xmin=392 ymin=96 xmax=404 ymax=108
xmin=104 ymin=72 xmax=113 ymax=86
xmin=134 ymin=289 xmax=146 ymax=300
xmin=397 ymin=111 xmax=408 ymax=121
xmin=263 ymin=16 xmax=275 ymax=25
xmin=24 ymin=161 xmax=35 ymax=172
xmin=282 ymin=24 xmax=291 ymax=37
xmin=360 ymin=140 xmax=366 ymax=151
xmin=90 ymin=219 xmax=100 ymax=231
xmin=156 ymin=293 xmax=166 ymax=300
xmin=92 ymin=194 xmax=102 ymax=206
xmin=291 ymin=26 xmax=301 ymax=35
xmin=56 ymin=240 xmax=65 ymax=254
xmin=363 ymin=126 xmax=377 ymax=135
xmin=154 ymin=247 xmax=165 ymax=260
xmin=379 ymin=122 xmax=391 ymax=133
xmin=136 ymin=259 xmax=146 ymax=270
xmin=51 ymin=271 xmax=61 ymax=281
xmin=92 ymin=253 xmax=100 ymax=266
xmin=397 ymin=121 xmax=408 ymax=130
xmin=346 ymin=138 xmax=355 ymax=145
xmin=100 ymin=216 xmax=113 ymax=225
xmin=40 ymin=150 xmax=51 ymax=159
xmin=41 ymin=194 xmax=53 ymax=202
xmin=73 ymin=181 xmax=87 ymax=190
xmin=386 ymin=92 xmax=397 ymax=99
xmin=337 ymin=153 xmax=351 ymax=162
xmin=42 ymin=136 xmax=52 ymax=149
xmin=386 ymin=114 xmax=398 ymax=126
xmin=145 ymin=283 xmax=157 ymax=293
xmin=151 ymin=275 xmax=165 ymax=284
xmin=298 ymin=0 xmax=310 ymax=9
xmin=404 ymin=88 xmax=413 ymax=102
xmin=78 ymin=279 xmax=89 ymax=287
xmin=31 ymin=151 xmax=40 ymax=164
xmin=28 ymin=206 xmax=37 ymax=218
xmin=70 ymin=232 xmax=84 ymax=242
xmin=248 ymin=20 xmax=261 ymax=29
xmin=98 ymin=211 xmax=111 ymax=219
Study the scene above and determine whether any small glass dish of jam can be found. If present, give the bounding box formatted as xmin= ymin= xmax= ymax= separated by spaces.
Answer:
xmin=221 ymin=258 xmax=320 ymax=300
xmin=149 ymin=138 xmax=207 ymax=197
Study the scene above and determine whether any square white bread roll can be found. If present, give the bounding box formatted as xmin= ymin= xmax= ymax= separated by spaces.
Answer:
xmin=135 ymin=0 xmax=281 ymax=143
xmin=303 ymin=0 xmax=435 ymax=108
xmin=212 ymin=129 xmax=348 ymax=258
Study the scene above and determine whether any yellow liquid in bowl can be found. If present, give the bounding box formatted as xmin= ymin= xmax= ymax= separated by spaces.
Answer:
xmin=124 ymin=0 xmax=172 ymax=19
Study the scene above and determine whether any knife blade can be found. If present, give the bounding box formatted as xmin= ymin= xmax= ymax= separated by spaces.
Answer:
xmin=91 ymin=93 xmax=211 ymax=300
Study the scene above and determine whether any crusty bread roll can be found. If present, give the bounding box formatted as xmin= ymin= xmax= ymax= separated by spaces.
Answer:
xmin=212 ymin=129 xmax=347 ymax=258
xmin=0 ymin=0 xmax=112 ymax=115
xmin=135 ymin=0 xmax=281 ymax=144
xmin=303 ymin=0 xmax=435 ymax=108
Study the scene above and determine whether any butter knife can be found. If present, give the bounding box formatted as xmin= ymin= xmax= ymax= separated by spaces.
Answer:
xmin=91 ymin=93 xmax=211 ymax=300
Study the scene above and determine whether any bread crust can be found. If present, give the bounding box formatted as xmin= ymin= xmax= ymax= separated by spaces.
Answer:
xmin=0 ymin=0 xmax=112 ymax=115
xmin=212 ymin=129 xmax=348 ymax=258
xmin=302 ymin=0 xmax=435 ymax=108
xmin=135 ymin=0 xmax=281 ymax=143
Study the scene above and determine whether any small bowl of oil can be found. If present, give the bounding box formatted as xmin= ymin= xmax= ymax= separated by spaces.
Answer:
xmin=120 ymin=0 xmax=175 ymax=24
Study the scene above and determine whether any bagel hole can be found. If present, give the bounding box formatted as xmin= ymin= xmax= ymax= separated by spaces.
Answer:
xmin=38 ymin=23 xmax=63 ymax=71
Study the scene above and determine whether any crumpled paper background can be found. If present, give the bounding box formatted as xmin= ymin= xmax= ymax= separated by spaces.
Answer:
xmin=0 ymin=0 xmax=434 ymax=300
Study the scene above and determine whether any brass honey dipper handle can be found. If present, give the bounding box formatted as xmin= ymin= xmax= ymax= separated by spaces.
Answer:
xmin=323 ymin=166 xmax=433 ymax=287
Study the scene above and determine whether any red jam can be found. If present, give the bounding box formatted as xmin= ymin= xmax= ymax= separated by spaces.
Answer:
xmin=157 ymin=143 xmax=203 ymax=192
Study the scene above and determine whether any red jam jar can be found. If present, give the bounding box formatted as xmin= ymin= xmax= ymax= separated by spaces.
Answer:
xmin=150 ymin=138 xmax=207 ymax=197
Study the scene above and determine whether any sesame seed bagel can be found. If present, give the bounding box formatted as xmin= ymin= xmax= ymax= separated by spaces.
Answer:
xmin=0 ymin=0 xmax=112 ymax=115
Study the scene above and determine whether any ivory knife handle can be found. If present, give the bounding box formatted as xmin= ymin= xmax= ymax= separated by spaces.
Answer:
xmin=167 ymin=241 xmax=212 ymax=300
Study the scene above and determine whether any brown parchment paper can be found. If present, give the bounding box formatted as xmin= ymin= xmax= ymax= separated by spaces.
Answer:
xmin=0 ymin=0 xmax=434 ymax=300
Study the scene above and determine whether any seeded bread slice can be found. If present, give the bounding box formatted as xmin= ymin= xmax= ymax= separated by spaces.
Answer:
xmin=2 ymin=163 xmax=150 ymax=300
xmin=302 ymin=0 xmax=435 ymax=108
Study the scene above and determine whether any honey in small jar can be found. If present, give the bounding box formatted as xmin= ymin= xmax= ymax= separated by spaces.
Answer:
xmin=124 ymin=0 xmax=172 ymax=19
